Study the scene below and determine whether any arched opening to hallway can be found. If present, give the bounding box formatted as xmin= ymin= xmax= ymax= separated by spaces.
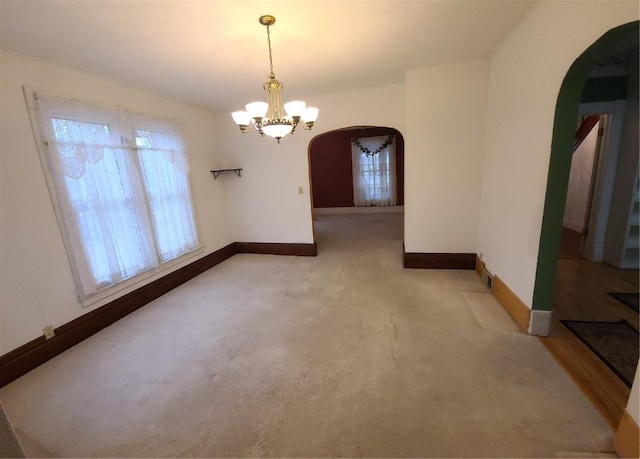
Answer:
xmin=533 ymin=21 xmax=639 ymax=430
xmin=307 ymin=126 xmax=405 ymax=258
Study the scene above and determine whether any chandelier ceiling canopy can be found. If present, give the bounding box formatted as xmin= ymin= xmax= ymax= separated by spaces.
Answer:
xmin=231 ymin=15 xmax=319 ymax=143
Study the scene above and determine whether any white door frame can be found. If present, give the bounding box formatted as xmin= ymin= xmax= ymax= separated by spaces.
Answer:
xmin=578 ymin=100 xmax=626 ymax=261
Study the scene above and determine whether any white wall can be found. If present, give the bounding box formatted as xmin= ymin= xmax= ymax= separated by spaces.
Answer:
xmin=0 ymin=52 xmax=233 ymax=354
xmin=477 ymin=0 xmax=639 ymax=306
xmin=404 ymin=58 xmax=489 ymax=253
xmin=215 ymin=83 xmax=405 ymax=244
xmin=563 ymin=121 xmax=599 ymax=232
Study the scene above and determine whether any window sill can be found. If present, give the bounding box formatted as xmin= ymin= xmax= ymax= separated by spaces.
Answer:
xmin=80 ymin=246 xmax=205 ymax=310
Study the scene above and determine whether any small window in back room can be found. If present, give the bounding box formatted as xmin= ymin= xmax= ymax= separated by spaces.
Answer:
xmin=351 ymin=135 xmax=397 ymax=206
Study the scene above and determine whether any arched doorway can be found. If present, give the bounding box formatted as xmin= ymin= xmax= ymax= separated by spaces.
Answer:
xmin=532 ymin=21 xmax=639 ymax=430
xmin=532 ymin=21 xmax=639 ymax=313
xmin=307 ymin=126 xmax=405 ymax=253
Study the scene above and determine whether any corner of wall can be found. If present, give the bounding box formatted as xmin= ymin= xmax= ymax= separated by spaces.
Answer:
xmin=473 ymin=261 xmax=538 ymax=335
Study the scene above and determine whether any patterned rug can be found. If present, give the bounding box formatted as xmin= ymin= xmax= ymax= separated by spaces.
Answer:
xmin=561 ymin=319 xmax=639 ymax=388
xmin=607 ymin=292 xmax=639 ymax=313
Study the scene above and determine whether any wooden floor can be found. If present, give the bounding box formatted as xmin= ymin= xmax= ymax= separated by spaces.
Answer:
xmin=558 ymin=227 xmax=584 ymax=259
xmin=540 ymin=246 xmax=639 ymax=430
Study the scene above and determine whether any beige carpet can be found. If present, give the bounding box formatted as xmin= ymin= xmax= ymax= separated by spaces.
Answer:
xmin=0 ymin=401 xmax=25 ymax=458
xmin=0 ymin=213 xmax=614 ymax=457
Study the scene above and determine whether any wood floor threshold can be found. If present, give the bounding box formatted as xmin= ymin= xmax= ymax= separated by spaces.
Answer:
xmin=440 ymin=251 xmax=628 ymax=430
xmin=538 ymin=333 xmax=629 ymax=430
xmin=403 ymin=252 xmax=476 ymax=269
xmin=614 ymin=410 xmax=640 ymax=458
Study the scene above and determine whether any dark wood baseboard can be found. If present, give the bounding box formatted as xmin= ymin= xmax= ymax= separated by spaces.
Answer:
xmin=235 ymin=242 xmax=318 ymax=256
xmin=0 ymin=243 xmax=237 ymax=388
xmin=403 ymin=252 xmax=476 ymax=269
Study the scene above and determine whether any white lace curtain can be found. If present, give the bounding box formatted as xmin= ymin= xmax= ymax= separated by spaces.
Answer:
xmin=37 ymin=94 xmax=198 ymax=298
xmin=134 ymin=126 xmax=198 ymax=262
xmin=351 ymin=135 xmax=397 ymax=206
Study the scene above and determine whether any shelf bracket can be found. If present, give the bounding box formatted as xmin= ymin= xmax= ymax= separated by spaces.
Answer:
xmin=211 ymin=168 xmax=242 ymax=179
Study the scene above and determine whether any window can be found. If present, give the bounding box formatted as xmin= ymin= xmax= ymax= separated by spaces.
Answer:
xmin=35 ymin=93 xmax=199 ymax=300
xmin=351 ymin=135 xmax=397 ymax=206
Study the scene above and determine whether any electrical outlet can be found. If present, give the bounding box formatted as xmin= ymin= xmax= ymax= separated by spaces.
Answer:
xmin=42 ymin=325 xmax=55 ymax=340
xmin=298 ymin=186 xmax=304 ymax=195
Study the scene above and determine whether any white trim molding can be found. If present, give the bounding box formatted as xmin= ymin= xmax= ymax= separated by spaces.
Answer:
xmin=579 ymin=101 xmax=626 ymax=262
xmin=528 ymin=309 xmax=552 ymax=336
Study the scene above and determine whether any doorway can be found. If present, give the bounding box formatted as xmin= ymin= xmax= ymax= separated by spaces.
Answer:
xmin=533 ymin=21 xmax=639 ymax=429
xmin=307 ymin=126 xmax=405 ymax=255
xmin=560 ymin=115 xmax=602 ymax=259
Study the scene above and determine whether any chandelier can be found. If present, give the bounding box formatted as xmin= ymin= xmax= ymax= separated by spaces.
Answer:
xmin=231 ymin=15 xmax=319 ymax=143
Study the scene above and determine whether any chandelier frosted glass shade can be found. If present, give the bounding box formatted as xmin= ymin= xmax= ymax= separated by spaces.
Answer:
xmin=245 ymin=102 xmax=268 ymax=119
xmin=262 ymin=122 xmax=294 ymax=139
xmin=230 ymin=15 xmax=318 ymax=143
xmin=284 ymin=101 xmax=306 ymax=117
xmin=302 ymin=107 xmax=319 ymax=123
xmin=231 ymin=111 xmax=253 ymax=127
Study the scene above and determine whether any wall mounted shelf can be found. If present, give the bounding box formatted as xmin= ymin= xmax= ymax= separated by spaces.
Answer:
xmin=210 ymin=168 xmax=242 ymax=179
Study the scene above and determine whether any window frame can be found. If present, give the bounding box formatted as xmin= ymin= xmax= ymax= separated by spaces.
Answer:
xmin=25 ymin=87 xmax=203 ymax=309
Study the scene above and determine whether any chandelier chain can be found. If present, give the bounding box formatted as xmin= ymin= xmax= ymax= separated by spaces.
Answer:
xmin=266 ymin=24 xmax=275 ymax=79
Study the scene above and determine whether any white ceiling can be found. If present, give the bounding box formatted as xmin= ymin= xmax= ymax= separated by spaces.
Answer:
xmin=0 ymin=0 xmax=538 ymax=112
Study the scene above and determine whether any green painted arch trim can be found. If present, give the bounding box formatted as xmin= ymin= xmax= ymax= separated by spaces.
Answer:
xmin=532 ymin=21 xmax=639 ymax=312
xmin=581 ymin=76 xmax=628 ymax=103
